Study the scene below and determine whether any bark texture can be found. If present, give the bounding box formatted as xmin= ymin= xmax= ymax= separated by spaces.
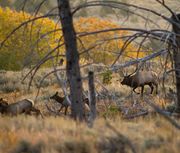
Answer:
xmin=172 ymin=14 xmax=180 ymax=112
xmin=88 ymin=71 xmax=96 ymax=127
xmin=57 ymin=0 xmax=85 ymax=120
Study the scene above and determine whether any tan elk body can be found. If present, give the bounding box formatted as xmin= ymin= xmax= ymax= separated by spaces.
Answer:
xmin=121 ymin=71 xmax=158 ymax=96
xmin=50 ymin=92 xmax=90 ymax=115
xmin=0 ymin=98 xmax=42 ymax=117
xmin=50 ymin=92 xmax=70 ymax=115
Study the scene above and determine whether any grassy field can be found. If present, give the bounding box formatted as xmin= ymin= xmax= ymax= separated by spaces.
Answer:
xmin=0 ymin=67 xmax=179 ymax=153
xmin=0 ymin=116 xmax=179 ymax=153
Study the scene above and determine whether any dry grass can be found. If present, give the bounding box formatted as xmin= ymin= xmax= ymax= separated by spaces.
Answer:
xmin=0 ymin=68 xmax=59 ymax=94
xmin=0 ymin=67 xmax=179 ymax=153
xmin=0 ymin=116 xmax=179 ymax=153
xmin=1 ymin=1 xmax=180 ymax=152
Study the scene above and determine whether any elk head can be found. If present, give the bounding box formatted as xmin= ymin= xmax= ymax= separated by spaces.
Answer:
xmin=121 ymin=74 xmax=132 ymax=85
xmin=50 ymin=91 xmax=59 ymax=100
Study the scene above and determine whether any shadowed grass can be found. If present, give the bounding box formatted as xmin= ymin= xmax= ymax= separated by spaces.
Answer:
xmin=0 ymin=116 xmax=179 ymax=153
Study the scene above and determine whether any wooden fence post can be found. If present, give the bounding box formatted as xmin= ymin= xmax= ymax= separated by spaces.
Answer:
xmin=88 ymin=71 xmax=96 ymax=127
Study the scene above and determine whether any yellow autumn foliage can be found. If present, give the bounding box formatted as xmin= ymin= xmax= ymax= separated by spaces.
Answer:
xmin=0 ymin=7 xmax=144 ymax=70
xmin=0 ymin=7 xmax=61 ymax=70
xmin=75 ymin=17 xmax=144 ymax=65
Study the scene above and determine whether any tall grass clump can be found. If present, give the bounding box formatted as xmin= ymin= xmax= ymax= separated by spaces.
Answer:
xmin=0 ymin=69 xmax=59 ymax=94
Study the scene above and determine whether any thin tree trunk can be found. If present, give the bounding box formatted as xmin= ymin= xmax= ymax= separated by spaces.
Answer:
xmin=57 ymin=0 xmax=85 ymax=120
xmin=88 ymin=71 xmax=96 ymax=127
xmin=172 ymin=14 xmax=180 ymax=113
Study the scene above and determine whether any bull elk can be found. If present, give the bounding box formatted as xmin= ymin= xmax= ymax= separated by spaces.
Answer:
xmin=50 ymin=92 xmax=90 ymax=115
xmin=120 ymin=70 xmax=158 ymax=96
xmin=0 ymin=98 xmax=43 ymax=117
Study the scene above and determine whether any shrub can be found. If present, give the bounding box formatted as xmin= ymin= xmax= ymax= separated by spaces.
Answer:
xmin=101 ymin=70 xmax=113 ymax=85
xmin=0 ymin=74 xmax=8 ymax=85
xmin=0 ymin=7 xmax=143 ymax=70
xmin=0 ymin=7 xmax=61 ymax=70
xmin=75 ymin=17 xmax=144 ymax=64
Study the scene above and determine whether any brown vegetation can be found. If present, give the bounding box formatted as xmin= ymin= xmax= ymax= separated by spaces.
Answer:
xmin=0 ymin=65 xmax=178 ymax=153
xmin=0 ymin=116 xmax=179 ymax=153
xmin=0 ymin=0 xmax=180 ymax=152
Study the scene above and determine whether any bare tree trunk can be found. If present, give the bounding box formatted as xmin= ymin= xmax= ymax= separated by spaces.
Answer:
xmin=172 ymin=14 xmax=180 ymax=113
xmin=57 ymin=0 xmax=85 ymax=120
xmin=88 ymin=71 xmax=96 ymax=127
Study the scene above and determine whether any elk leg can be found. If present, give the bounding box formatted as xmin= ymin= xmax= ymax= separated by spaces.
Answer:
xmin=58 ymin=105 xmax=64 ymax=113
xmin=149 ymin=83 xmax=154 ymax=94
xmin=24 ymin=109 xmax=31 ymax=115
xmin=141 ymin=86 xmax=144 ymax=96
xmin=155 ymin=83 xmax=158 ymax=94
xmin=133 ymin=87 xmax=140 ymax=94
xmin=55 ymin=105 xmax=64 ymax=117
xmin=64 ymin=106 xmax=68 ymax=115
xmin=31 ymin=107 xmax=44 ymax=118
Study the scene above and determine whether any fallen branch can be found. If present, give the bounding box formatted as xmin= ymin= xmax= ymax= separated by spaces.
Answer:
xmin=110 ymin=49 xmax=167 ymax=72
xmin=123 ymin=111 xmax=149 ymax=119
xmin=81 ymin=49 xmax=168 ymax=80
xmin=145 ymin=98 xmax=180 ymax=130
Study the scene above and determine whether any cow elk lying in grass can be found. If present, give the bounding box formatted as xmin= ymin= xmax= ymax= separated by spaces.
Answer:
xmin=50 ymin=92 xmax=90 ymax=115
xmin=0 ymin=98 xmax=43 ymax=117
xmin=120 ymin=70 xmax=158 ymax=96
